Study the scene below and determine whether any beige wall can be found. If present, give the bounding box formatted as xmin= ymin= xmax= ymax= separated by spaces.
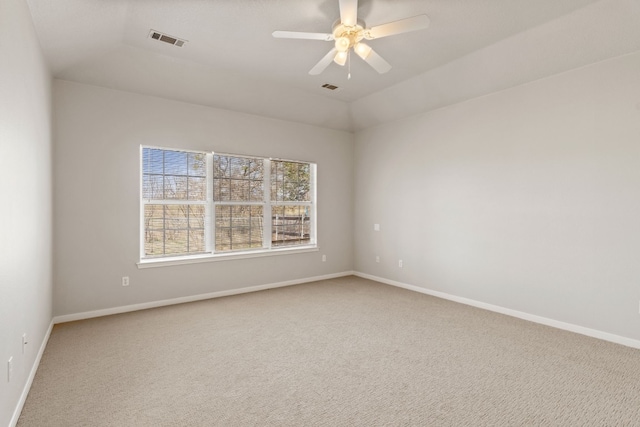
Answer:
xmin=0 ymin=0 xmax=52 ymax=424
xmin=53 ymin=80 xmax=354 ymax=316
xmin=354 ymin=51 xmax=640 ymax=342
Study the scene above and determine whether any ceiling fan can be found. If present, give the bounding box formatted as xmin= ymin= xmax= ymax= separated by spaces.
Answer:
xmin=272 ymin=0 xmax=429 ymax=77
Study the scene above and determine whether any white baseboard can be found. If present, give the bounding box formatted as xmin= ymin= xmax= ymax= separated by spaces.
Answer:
xmin=354 ymin=271 xmax=640 ymax=350
xmin=53 ymin=271 xmax=355 ymax=324
xmin=10 ymin=319 xmax=54 ymax=427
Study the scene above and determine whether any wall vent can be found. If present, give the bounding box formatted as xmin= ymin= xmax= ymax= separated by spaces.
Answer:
xmin=149 ymin=30 xmax=187 ymax=47
xmin=321 ymin=83 xmax=339 ymax=91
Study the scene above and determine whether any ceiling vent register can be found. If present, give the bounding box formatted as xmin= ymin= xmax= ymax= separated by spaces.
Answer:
xmin=322 ymin=83 xmax=340 ymax=91
xmin=149 ymin=30 xmax=187 ymax=47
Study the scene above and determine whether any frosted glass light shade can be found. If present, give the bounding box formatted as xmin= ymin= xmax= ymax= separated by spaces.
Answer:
xmin=335 ymin=37 xmax=350 ymax=52
xmin=333 ymin=51 xmax=348 ymax=66
xmin=354 ymin=43 xmax=372 ymax=59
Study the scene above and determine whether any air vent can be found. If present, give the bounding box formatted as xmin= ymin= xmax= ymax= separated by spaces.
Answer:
xmin=149 ymin=30 xmax=187 ymax=47
xmin=322 ymin=83 xmax=339 ymax=91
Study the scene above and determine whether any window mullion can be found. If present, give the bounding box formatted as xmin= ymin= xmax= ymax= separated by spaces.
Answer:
xmin=263 ymin=158 xmax=272 ymax=250
xmin=271 ymin=201 xmax=312 ymax=206
xmin=140 ymin=146 xmax=145 ymax=260
xmin=146 ymin=199 xmax=207 ymax=205
xmin=212 ymin=201 xmax=264 ymax=206
xmin=206 ymin=152 xmax=213 ymax=254
xmin=311 ymin=163 xmax=317 ymax=245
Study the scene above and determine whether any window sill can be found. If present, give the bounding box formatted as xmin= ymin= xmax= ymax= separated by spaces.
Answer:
xmin=137 ymin=245 xmax=319 ymax=269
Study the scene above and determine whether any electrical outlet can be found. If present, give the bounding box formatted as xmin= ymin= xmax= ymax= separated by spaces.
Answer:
xmin=322 ymin=254 xmax=326 ymax=262
xmin=22 ymin=334 xmax=27 ymax=355
xmin=374 ymin=224 xmax=380 ymax=231
xmin=375 ymin=256 xmax=380 ymax=263
xmin=122 ymin=276 xmax=130 ymax=287
xmin=398 ymin=259 xmax=403 ymax=268
xmin=7 ymin=357 xmax=12 ymax=382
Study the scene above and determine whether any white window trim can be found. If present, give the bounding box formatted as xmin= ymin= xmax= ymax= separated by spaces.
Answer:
xmin=139 ymin=146 xmax=317 ymax=268
xmin=139 ymin=148 xmax=213 ymax=260
xmin=137 ymin=245 xmax=319 ymax=269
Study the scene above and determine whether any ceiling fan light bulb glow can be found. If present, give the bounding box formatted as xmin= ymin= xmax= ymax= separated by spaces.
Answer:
xmin=354 ymin=43 xmax=372 ymax=59
xmin=334 ymin=51 xmax=348 ymax=66
xmin=335 ymin=37 xmax=350 ymax=52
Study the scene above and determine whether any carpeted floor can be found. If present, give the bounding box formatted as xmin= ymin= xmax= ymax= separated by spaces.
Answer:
xmin=18 ymin=276 xmax=640 ymax=426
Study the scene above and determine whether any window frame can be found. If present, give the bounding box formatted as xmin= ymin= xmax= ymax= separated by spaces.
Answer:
xmin=212 ymin=152 xmax=268 ymax=253
xmin=269 ymin=159 xmax=315 ymax=249
xmin=138 ymin=146 xmax=317 ymax=268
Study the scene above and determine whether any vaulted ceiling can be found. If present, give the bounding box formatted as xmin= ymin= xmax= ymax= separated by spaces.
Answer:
xmin=26 ymin=0 xmax=640 ymax=131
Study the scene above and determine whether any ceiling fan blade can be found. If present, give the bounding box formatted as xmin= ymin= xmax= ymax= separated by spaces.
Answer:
xmin=309 ymin=48 xmax=338 ymax=75
xmin=339 ymin=0 xmax=358 ymax=27
xmin=366 ymin=14 xmax=430 ymax=39
xmin=272 ymin=31 xmax=333 ymax=41
xmin=358 ymin=44 xmax=392 ymax=74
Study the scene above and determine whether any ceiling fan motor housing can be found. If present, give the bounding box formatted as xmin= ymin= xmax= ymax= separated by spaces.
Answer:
xmin=332 ymin=19 xmax=368 ymax=52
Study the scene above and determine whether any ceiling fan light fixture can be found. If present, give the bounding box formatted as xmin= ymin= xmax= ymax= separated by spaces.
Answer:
xmin=272 ymin=0 xmax=430 ymax=77
xmin=334 ymin=51 xmax=348 ymax=66
xmin=335 ymin=37 xmax=350 ymax=52
xmin=354 ymin=42 xmax=372 ymax=59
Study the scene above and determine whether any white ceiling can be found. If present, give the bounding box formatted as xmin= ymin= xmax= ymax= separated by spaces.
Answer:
xmin=26 ymin=0 xmax=640 ymax=131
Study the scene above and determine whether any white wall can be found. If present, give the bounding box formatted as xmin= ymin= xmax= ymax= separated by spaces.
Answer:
xmin=355 ymin=51 xmax=640 ymax=342
xmin=0 ymin=0 xmax=52 ymax=424
xmin=53 ymin=80 xmax=354 ymax=317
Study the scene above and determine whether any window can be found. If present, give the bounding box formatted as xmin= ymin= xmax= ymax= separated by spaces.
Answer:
xmin=213 ymin=154 xmax=265 ymax=251
xmin=140 ymin=147 xmax=316 ymax=262
xmin=141 ymin=148 xmax=209 ymax=257
xmin=270 ymin=160 xmax=312 ymax=247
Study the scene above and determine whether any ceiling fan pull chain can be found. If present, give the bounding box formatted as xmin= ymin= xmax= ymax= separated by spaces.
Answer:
xmin=348 ymin=49 xmax=352 ymax=80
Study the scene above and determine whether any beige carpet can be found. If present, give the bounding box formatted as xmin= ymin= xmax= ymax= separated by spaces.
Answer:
xmin=18 ymin=276 xmax=640 ymax=426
